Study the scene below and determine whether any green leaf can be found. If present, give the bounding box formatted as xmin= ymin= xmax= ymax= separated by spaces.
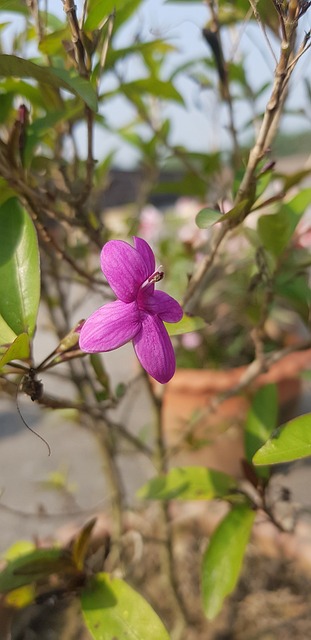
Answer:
xmin=120 ymin=78 xmax=184 ymax=104
xmin=0 ymin=333 xmax=30 ymax=369
xmin=137 ymin=466 xmax=236 ymax=501
xmin=196 ymin=200 xmax=249 ymax=229
xmin=72 ymin=518 xmax=97 ymax=571
xmin=0 ymin=198 xmax=40 ymax=337
xmin=258 ymin=188 xmax=311 ymax=257
xmin=85 ymin=0 xmax=130 ymax=30
xmin=0 ymin=0 xmax=29 ymax=14
xmin=244 ymin=384 xmax=277 ymax=477
xmin=253 ymin=413 xmax=311 ymax=465
xmin=0 ymin=548 xmax=75 ymax=593
xmin=165 ymin=314 xmax=205 ymax=336
xmin=202 ymin=505 xmax=255 ymax=619
xmin=0 ymin=55 xmax=98 ymax=111
xmin=105 ymin=40 xmax=175 ymax=71
xmin=39 ymin=27 xmax=71 ymax=57
xmin=81 ymin=573 xmax=170 ymax=640
xmin=24 ymin=105 xmax=83 ymax=164
xmin=0 ymin=315 xmax=17 ymax=346
xmin=196 ymin=208 xmax=222 ymax=228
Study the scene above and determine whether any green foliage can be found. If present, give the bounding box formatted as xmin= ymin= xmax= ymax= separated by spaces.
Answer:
xmin=0 ymin=55 xmax=98 ymax=110
xmin=0 ymin=0 xmax=310 ymax=635
xmin=0 ymin=333 xmax=30 ymax=368
xmin=202 ymin=505 xmax=255 ymax=619
xmin=253 ymin=413 xmax=311 ymax=465
xmin=244 ymin=384 xmax=278 ymax=478
xmin=81 ymin=573 xmax=170 ymax=640
xmin=257 ymin=189 xmax=311 ymax=258
xmin=165 ymin=314 xmax=206 ymax=336
xmin=137 ymin=466 xmax=236 ymax=500
xmin=0 ymin=548 xmax=76 ymax=594
xmin=0 ymin=198 xmax=40 ymax=338
xmin=196 ymin=208 xmax=222 ymax=228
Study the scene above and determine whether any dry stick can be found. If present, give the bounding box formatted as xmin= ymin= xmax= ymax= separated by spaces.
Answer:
xmin=183 ymin=7 xmax=301 ymax=309
xmin=248 ymin=0 xmax=278 ymax=64
xmin=206 ymin=0 xmax=240 ymax=164
xmin=63 ymin=0 xmax=97 ymax=206
xmin=63 ymin=0 xmax=88 ymax=76
xmin=144 ymin=374 xmax=192 ymax=638
xmin=41 ymin=266 xmax=126 ymax=559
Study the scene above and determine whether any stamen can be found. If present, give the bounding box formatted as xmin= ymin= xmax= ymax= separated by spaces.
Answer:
xmin=141 ymin=265 xmax=164 ymax=289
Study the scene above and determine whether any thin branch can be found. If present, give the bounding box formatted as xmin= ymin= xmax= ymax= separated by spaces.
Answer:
xmin=248 ymin=0 xmax=278 ymax=63
xmin=183 ymin=6 xmax=304 ymax=309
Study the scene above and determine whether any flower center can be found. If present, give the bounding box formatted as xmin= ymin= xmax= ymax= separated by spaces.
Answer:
xmin=140 ymin=266 xmax=164 ymax=290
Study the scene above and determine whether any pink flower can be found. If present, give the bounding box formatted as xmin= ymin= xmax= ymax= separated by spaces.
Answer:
xmin=79 ymin=237 xmax=183 ymax=383
xmin=139 ymin=204 xmax=163 ymax=242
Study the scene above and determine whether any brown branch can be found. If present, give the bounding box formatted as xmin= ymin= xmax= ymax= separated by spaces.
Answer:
xmin=183 ymin=5 xmax=303 ymax=310
xmin=62 ymin=0 xmax=88 ymax=76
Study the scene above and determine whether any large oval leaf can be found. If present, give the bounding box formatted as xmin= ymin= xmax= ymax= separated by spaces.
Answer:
xmin=81 ymin=573 xmax=170 ymax=640
xmin=0 ymin=198 xmax=40 ymax=336
xmin=137 ymin=466 xmax=236 ymax=501
xmin=202 ymin=505 xmax=255 ymax=619
xmin=253 ymin=413 xmax=311 ymax=465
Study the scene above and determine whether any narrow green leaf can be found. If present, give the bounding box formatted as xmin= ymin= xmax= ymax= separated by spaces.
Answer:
xmin=0 ymin=315 xmax=17 ymax=347
xmin=137 ymin=466 xmax=236 ymax=501
xmin=202 ymin=505 xmax=255 ymax=619
xmin=0 ymin=548 xmax=75 ymax=593
xmin=196 ymin=208 xmax=222 ymax=228
xmin=244 ymin=384 xmax=277 ymax=477
xmin=72 ymin=518 xmax=97 ymax=571
xmin=121 ymin=78 xmax=184 ymax=104
xmin=113 ymin=0 xmax=142 ymax=31
xmin=0 ymin=333 xmax=30 ymax=370
xmin=0 ymin=55 xmax=98 ymax=111
xmin=0 ymin=198 xmax=40 ymax=336
xmin=81 ymin=573 xmax=170 ymax=640
xmin=253 ymin=413 xmax=311 ymax=465
xmin=165 ymin=314 xmax=205 ymax=336
xmin=85 ymin=0 xmax=129 ymax=30
xmin=105 ymin=40 xmax=175 ymax=70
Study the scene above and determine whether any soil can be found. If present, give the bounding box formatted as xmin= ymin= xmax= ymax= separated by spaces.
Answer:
xmin=5 ymin=503 xmax=311 ymax=640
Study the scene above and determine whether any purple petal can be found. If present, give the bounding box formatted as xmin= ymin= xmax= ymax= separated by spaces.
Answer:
xmin=133 ymin=236 xmax=155 ymax=274
xmin=101 ymin=240 xmax=150 ymax=303
xmin=133 ymin=313 xmax=176 ymax=384
xmin=79 ymin=300 xmax=141 ymax=352
xmin=139 ymin=290 xmax=183 ymax=323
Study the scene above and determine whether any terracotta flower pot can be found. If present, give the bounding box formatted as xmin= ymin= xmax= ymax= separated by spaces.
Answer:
xmin=161 ymin=349 xmax=311 ymax=477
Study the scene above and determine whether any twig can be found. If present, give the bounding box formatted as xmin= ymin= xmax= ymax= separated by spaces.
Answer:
xmin=144 ymin=373 xmax=192 ymax=637
xmin=62 ymin=0 xmax=88 ymax=76
xmin=183 ymin=4 xmax=304 ymax=310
